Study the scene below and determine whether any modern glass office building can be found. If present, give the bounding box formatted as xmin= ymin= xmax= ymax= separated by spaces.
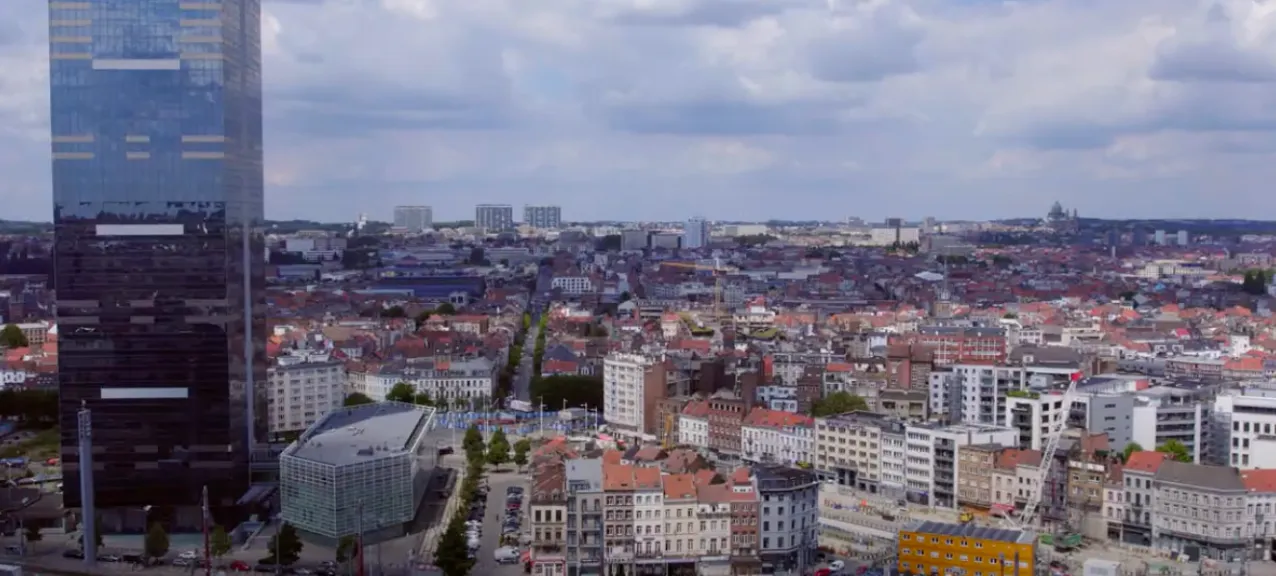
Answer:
xmin=49 ymin=0 xmax=266 ymax=524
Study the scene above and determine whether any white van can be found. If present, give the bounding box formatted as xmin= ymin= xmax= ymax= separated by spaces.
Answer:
xmin=493 ymin=546 xmax=520 ymax=564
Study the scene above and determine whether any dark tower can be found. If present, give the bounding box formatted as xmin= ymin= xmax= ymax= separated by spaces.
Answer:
xmin=50 ymin=0 xmax=267 ymax=525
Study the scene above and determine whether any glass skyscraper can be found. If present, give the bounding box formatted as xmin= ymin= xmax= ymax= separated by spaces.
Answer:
xmin=49 ymin=0 xmax=266 ymax=524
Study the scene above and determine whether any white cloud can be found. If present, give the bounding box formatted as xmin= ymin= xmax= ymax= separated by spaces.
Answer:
xmin=1 ymin=0 xmax=1275 ymax=221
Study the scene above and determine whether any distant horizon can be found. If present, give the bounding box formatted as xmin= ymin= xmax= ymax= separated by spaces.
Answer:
xmin=6 ymin=215 xmax=1276 ymax=227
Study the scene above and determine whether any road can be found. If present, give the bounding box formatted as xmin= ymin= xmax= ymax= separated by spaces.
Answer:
xmin=471 ymin=470 xmax=528 ymax=576
xmin=514 ymin=265 xmax=550 ymax=402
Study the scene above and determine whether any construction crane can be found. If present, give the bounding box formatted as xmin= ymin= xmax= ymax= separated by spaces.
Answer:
xmin=1005 ymin=373 xmax=1082 ymax=531
xmin=659 ymin=259 xmax=739 ymax=321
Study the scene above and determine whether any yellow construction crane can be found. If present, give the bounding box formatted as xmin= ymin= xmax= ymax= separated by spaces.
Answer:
xmin=659 ymin=260 xmax=739 ymax=321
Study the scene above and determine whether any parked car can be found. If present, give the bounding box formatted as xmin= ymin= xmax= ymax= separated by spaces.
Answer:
xmin=830 ymin=560 xmax=846 ymax=572
xmin=229 ymin=560 xmax=252 ymax=572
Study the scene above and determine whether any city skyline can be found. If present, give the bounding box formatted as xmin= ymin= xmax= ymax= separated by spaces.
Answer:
xmin=1 ymin=0 xmax=1275 ymax=222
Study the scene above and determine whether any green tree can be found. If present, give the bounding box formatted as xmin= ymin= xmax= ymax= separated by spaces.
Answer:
xmin=335 ymin=535 xmax=358 ymax=565
xmin=514 ymin=438 xmax=532 ymax=454
xmin=811 ymin=392 xmax=870 ymax=417
xmin=436 ymin=515 xmax=474 ymax=576
xmin=413 ymin=391 xmax=435 ymax=406
xmin=435 ymin=302 xmax=457 ymax=315
xmin=144 ymin=522 xmax=170 ymax=560
xmin=209 ymin=525 xmax=232 ymax=562
xmin=270 ymin=523 xmax=304 ymax=566
xmin=0 ymin=324 xmax=28 ymax=348
xmin=343 ymin=392 xmax=375 ymax=407
xmin=1157 ymin=439 xmax=1192 ymax=463
xmin=463 ymin=424 xmax=485 ymax=454
xmin=382 ymin=305 xmax=407 ymax=318
xmin=487 ymin=428 xmax=511 ymax=467
xmin=24 ymin=522 xmax=42 ymax=542
xmin=619 ymin=291 xmax=632 ymax=302
xmin=386 ymin=382 xmax=416 ymax=403
xmin=513 ymin=441 xmax=529 ymax=468
xmin=522 ymin=313 xmax=531 ymax=331
xmin=1122 ymin=442 xmax=1144 ymax=463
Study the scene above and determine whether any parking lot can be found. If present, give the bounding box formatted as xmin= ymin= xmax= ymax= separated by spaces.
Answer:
xmin=467 ymin=470 xmax=529 ymax=576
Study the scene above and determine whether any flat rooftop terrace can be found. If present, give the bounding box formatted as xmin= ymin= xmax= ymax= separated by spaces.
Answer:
xmin=288 ymin=402 xmax=434 ymax=467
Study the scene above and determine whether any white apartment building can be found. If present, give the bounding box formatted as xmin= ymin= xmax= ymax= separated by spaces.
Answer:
xmin=954 ymin=363 xmax=1079 ymax=425
xmin=604 ymin=354 xmax=656 ymax=437
xmin=267 ymin=354 xmax=346 ymax=435
xmin=1004 ymin=392 xmax=1068 ymax=451
xmin=635 ymin=483 xmax=664 ymax=558
xmin=677 ymin=402 xmax=709 ymax=448
xmin=814 ymin=413 xmax=886 ymax=493
xmin=879 ymin=426 xmax=908 ymax=499
xmin=696 ymin=491 xmax=732 ymax=576
xmin=741 ymin=409 xmax=814 ymax=467
xmin=662 ymin=479 xmax=698 ymax=559
xmin=1215 ymin=388 xmax=1276 ymax=469
xmin=552 ymin=276 xmax=595 ymax=295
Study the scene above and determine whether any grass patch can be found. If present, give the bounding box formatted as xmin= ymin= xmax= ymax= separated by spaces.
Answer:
xmin=0 ymin=427 xmax=61 ymax=460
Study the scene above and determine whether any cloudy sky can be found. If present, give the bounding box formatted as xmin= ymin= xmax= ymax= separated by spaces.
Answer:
xmin=2 ymin=0 xmax=1276 ymax=223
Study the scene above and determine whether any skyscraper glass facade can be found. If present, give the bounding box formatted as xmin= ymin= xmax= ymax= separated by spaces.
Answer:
xmin=50 ymin=0 xmax=266 ymax=517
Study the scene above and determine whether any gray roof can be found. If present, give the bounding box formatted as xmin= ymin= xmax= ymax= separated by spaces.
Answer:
xmin=1154 ymin=460 xmax=1245 ymax=492
xmin=565 ymin=458 xmax=603 ymax=492
xmin=903 ymin=520 xmax=1035 ymax=545
xmin=287 ymin=401 xmax=435 ymax=467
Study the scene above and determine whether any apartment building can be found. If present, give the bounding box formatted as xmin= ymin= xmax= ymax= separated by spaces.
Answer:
xmin=661 ymin=474 xmax=698 ymax=562
xmin=904 ymin=423 xmax=1019 ymax=509
xmin=524 ymin=205 xmax=563 ymax=229
xmin=677 ymin=399 xmax=709 ymax=448
xmin=531 ymin=464 xmax=569 ymax=576
xmin=900 ymin=327 xmax=1007 ymax=367
xmin=633 ymin=467 xmax=664 ymax=561
xmin=991 ymin=449 xmax=1042 ymax=516
xmin=1152 ymin=460 xmax=1248 ymax=560
xmin=1004 ymin=391 xmax=1068 ymax=451
xmin=813 ymin=412 xmax=886 ymax=492
xmin=957 ymin=444 xmax=1000 ymax=509
xmin=476 ymin=204 xmax=515 ymax=232
xmin=602 ymin=463 xmax=637 ymax=573
xmin=565 ymin=459 xmax=605 ymax=575
xmin=707 ymin=393 xmax=748 ymax=457
xmin=604 ymin=354 xmax=666 ymax=440
xmin=1215 ymin=387 xmax=1276 ymax=469
xmin=727 ymin=468 xmax=762 ymax=575
xmin=755 ymin=466 xmax=819 ymax=572
xmin=1120 ymin=451 xmax=1166 ymax=547
xmin=741 ymin=408 xmax=813 ymax=467
xmin=880 ymin=421 xmax=909 ymax=499
xmin=1132 ymin=386 xmax=1212 ymax=464
xmin=1065 ymin=433 xmax=1110 ymax=512
xmin=392 ymin=205 xmax=432 ymax=232
xmin=697 ymin=482 xmax=734 ymax=576
xmin=266 ymin=354 xmax=346 ymax=435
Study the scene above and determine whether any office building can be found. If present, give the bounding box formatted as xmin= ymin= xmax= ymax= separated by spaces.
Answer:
xmin=898 ymin=521 xmax=1036 ymax=576
xmin=1155 ymin=230 xmax=1168 ymax=245
xmin=523 ymin=205 xmax=562 ymax=229
xmin=279 ymin=402 xmax=437 ymax=545
xmin=1177 ymin=230 xmax=1190 ymax=246
xmin=392 ymin=206 xmax=433 ymax=232
xmin=683 ymin=217 xmax=710 ymax=249
xmin=475 ymin=204 xmax=514 ymax=232
xmin=50 ymin=0 xmax=267 ymax=523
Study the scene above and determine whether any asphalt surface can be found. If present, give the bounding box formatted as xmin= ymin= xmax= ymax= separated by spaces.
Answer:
xmin=471 ymin=471 xmax=529 ymax=576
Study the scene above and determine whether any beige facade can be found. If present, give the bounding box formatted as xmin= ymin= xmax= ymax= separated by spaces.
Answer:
xmin=957 ymin=444 xmax=998 ymax=507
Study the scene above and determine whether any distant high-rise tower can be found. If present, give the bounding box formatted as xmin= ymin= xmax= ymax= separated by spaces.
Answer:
xmin=475 ymin=204 xmax=514 ymax=232
xmin=1177 ymin=230 xmax=1190 ymax=246
xmin=51 ymin=0 xmax=267 ymax=522
xmin=393 ymin=206 xmax=433 ymax=232
xmin=683 ymin=217 xmax=711 ymax=249
xmin=1154 ymin=230 xmax=1167 ymax=246
xmin=523 ymin=205 xmax=562 ymax=229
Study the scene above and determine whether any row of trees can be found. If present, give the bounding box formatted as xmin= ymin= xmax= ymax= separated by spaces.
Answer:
xmin=532 ymin=313 xmax=548 ymax=376
xmin=60 ymin=515 xmax=302 ymax=568
xmin=497 ymin=312 xmax=533 ymax=398
xmin=0 ymin=388 xmax=57 ymax=425
xmin=529 ymin=375 xmax=603 ymax=413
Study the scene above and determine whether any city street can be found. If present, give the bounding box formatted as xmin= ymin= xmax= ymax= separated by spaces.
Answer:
xmin=470 ymin=470 xmax=529 ymax=576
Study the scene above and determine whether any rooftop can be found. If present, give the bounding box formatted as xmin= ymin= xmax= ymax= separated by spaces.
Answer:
xmin=287 ymin=401 xmax=434 ymax=467
xmin=903 ymin=520 xmax=1035 ymax=545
